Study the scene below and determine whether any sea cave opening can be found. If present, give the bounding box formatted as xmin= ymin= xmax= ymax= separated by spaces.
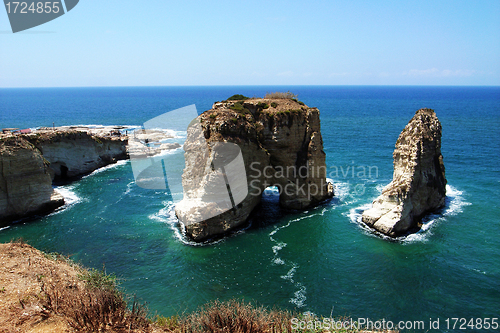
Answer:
xmin=60 ymin=164 xmax=69 ymax=179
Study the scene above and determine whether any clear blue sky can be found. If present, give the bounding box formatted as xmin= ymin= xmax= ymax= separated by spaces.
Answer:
xmin=1 ymin=0 xmax=499 ymax=87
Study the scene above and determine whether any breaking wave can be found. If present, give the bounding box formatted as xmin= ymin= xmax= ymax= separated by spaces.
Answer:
xmin=84 ymin=159 xmax=129 ymax=178
xmin=50 ymin=184 xmax=82 ymax=216
xmin=347 ymin=184 xmax=471 ymax=243
xmin=149 ymin=203 xmax=229 ymax=247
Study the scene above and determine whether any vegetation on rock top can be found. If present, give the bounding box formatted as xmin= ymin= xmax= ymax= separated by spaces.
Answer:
xmin=227 ymin=94 xmax=250 ymax=101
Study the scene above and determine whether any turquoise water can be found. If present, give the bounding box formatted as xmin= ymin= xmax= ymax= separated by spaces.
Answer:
xmin=1 ymin=86 xmax=499 ymax=330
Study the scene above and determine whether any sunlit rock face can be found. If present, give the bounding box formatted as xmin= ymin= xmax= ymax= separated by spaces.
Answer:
xmin=0 ymin=137 xmax=64 ymax=225
xmin=175 ymin=98 xmax=334 ymax=242
xmin=0 ymin=128 xmax=128 ymax=225
xmin=362 ymin=108 xmax=447 ymax=237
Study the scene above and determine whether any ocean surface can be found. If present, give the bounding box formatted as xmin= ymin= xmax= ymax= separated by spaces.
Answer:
xmin=0 ymin=86 xmax=499 ymax=330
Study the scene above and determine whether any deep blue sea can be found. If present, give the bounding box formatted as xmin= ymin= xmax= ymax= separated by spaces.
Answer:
xmin=1 ymin=86 xmax=499 ymax=331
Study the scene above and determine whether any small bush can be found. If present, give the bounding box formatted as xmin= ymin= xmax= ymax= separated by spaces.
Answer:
xmin=78 ymin=267 xmax=117 ymax=293
xmin=257 ymin=102 xmax=269 ymax=109
xmin=271 ymin=102 xmax=278 ymax=108
xmin=155 ymin=314 xmax=181 ymax=330
xmin=227 ymin=94 xmax=250 ymax=101
xmin=209 ymin=113 xmax=217 ymax=119
xmin=231 ymin=118 xmax=238 ymax=124
xmin=230 ymin=102 xmax=245 ymax=111
xmin=264 ymin=91 xmax=298 ymax=99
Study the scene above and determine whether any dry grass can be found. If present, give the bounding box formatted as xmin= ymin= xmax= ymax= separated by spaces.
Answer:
xmin=158 ymin=300 xmax=397 ymax=333
xmin=41 ymin=263 xmax=151 ymax=332
xmin=0 ymin=240 xmax=152 ymax=332
xmin=42 ymin=281 xmax=150 ymax=332
xmin=264 ymin=91 xmax=298 ymax=99
xmin=160 ymin=299 xmax=293 ymax=333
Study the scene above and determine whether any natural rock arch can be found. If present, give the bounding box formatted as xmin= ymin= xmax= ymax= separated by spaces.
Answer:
xmin=175 ymin=98 xmax=334 ymax=241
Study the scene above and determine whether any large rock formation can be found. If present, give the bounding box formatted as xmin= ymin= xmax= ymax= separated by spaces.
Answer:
xmin=0 ymin=137 xmax=64 ymax=226
xmin=362 ymin=108 xmax=447 ymax=237
xmin=0 ymin=128 xmax=128 ymax=225
xmin=175 ymin=98 xmax=334 ymax=241
xmin=29 ymin=129 xmax=128 ymax=181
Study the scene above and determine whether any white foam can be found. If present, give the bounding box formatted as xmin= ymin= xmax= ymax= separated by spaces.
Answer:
xmin=269 ymin=215 xmax=317 ymax=309
xmin=333 ymin=181 xmax=350 ymax=202
xmin=272 ymin=242 xmax=286 ymax=255
xmin=281 ymin=265 xmax=297 ymax=281
xmin=154 ymin=146 xmax=184 ymax=157
xmin=470 ymin=267 xmax=487 ymax=275
xmin=123 ymin=181 xmax=135 ymax=196
xmin=149 ymin=203 xmax=227 ymax=246
xmin=332 ymin=181 xmax=363 ymax=205
xmin=375 ymin=183 xmax=386 ymax=193
xmin=349 ymin=184 xmax=471 ymax=243
xmin=0 ymin=226 xmax=10 ymax=232
xmin=290 ymin=284 xmax=307 ymax=308
xmin=55 ymin=185 xmax=81 ymax=206
xmin=172 ymin=130 xmax=187 ymax=138
xmin=49 ymin=185 xmax=82 ymax=216
xmin=133 ymin=128 xmax=187 ymax=139
xmin=346 ymin=203 xmax=372 ymax=225
xmin=84 ymin=159 xmax=128 ymax=178
xmin=273 ymin=258 xmax=285 ymax=265
xmin=442 ymin=184 xmax=472 ymax=216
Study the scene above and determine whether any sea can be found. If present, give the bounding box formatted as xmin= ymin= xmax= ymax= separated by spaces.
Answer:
xmin=0 ymin=86 xmax=499 ymax=330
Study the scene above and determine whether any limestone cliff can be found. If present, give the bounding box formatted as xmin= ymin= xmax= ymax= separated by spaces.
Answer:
xmin=175 ymin=98 xmax=334 ymax=241
xmin=0 ymin=128 xmax=128 ymax=225
xmin=361 ymin=108 xmax=447 ymax=237
xmin=0 ymin=137 xmax=64 ymax=226
xmin=28 ymin=129 xmax=128 ymax=181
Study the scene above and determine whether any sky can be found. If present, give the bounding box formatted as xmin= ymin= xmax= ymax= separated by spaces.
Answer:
xmin=1 ymin=0 xmax=499 ymax=87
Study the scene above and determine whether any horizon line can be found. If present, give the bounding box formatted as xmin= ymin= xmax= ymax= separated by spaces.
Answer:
xmin=1 ymin=84 xmax=499 ymax=89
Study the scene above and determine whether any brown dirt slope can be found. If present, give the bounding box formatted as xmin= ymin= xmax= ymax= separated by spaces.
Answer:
xmin=0 ymin=242 xmax=153 ymax=333
xmin=0 ymin=241 xmax=77 ymax=332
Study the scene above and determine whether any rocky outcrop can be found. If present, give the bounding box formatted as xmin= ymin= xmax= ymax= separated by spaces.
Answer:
xmin=28 ymin=129 xmax=128 ymax=181
xmin=0 ymin=137 xmax=64 ymax=226
xmin=361 ymin=108 xmax=447 ymax=237
xmin=175 ymin=98 xmax=334 ymax=241
xmin=0 ymin=128 xmax=128 ymax=225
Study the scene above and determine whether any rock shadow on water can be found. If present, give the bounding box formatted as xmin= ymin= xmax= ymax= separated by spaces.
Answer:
xmin=172 ymin=185 xmax=335 ymax=246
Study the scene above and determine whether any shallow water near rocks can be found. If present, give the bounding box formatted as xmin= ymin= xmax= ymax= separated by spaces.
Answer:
xmin=1 ymin=86 xmax=499 ymax=327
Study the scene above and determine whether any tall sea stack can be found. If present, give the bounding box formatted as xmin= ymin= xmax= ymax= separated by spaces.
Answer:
xmin=175 ymin=98 xmax=334 ymax=242
xmin=362 ymin=108 xmax=447 ymax=237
